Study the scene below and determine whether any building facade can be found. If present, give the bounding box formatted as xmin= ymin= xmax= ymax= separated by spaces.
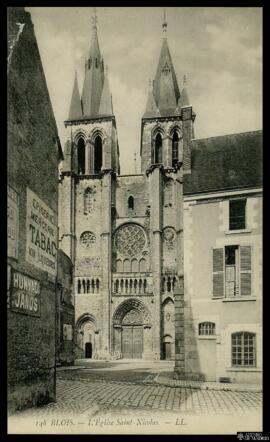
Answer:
xmin=7 ymin=7 xmax=63 ymax=412
xmin=59 ymin=12 xmax=262 ymax=383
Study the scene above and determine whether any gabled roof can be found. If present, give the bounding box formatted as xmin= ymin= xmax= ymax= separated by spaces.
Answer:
xmin=184 ymin=130 xmax=263 ymax=195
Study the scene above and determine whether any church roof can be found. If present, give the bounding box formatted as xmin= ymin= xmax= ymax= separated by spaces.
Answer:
xmin=68 ymin=72 xmax=82 ymax=120
xmin=184 ymin=130 xmax=262 ymax=195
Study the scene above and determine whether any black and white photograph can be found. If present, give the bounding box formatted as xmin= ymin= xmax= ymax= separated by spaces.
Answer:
xmin=7 ymin=5 xmax=263 ymax=435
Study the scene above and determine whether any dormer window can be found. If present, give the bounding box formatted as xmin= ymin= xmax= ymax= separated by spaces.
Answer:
xmin=128 ymin=196 xmax=134 ymax=210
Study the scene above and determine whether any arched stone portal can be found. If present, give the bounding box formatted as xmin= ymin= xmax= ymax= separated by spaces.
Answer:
xmin=75 ymin=313 xmax=99 ymax=359
xmin=112 ymin=299 xmax=152 ymax=360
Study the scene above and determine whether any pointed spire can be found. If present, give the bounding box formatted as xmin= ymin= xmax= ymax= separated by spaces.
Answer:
xmin=81 ymin=8 xmax=104 ymax=116
xmin=68 ymin=71 xmax=82 ymax=120
xmin=152 ymin=10 xmax=181 ymax=116
xmin=99 ymin=65 xmax=113 ymax=116
xmin=181 ymin=74 xmax=190 ymax=107
xmin=143 ymin=79 xmax=161 ymax=118
xmin=162 ymin=8 xmax=167 ymax=38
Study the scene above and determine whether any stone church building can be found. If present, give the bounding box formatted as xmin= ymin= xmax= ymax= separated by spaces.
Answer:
xmin=59 ymin=12 xmax=262 ymax=382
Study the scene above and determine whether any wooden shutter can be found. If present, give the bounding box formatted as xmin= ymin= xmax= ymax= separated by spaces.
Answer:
xmin=212 ymin=248 xmax=224 ymax=297
xmin=240 ymin=246 xmax=252 ymax=296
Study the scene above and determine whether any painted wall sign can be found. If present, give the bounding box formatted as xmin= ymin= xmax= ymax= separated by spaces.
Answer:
xmin=26 ymin=188 xmax=57 ymax=278
xmin=8 ymin=185 xmax=19 ymax=259
xmin=11 ymin=270 xmax=41 ymax=317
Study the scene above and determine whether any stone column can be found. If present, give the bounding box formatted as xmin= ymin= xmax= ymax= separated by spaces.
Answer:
xmin=149 ymin=166 xmax=162 ymax=359
xmin=100 ymin=171 xmax=112 ymax=358
xmin=174 ymin=165 xmax=185 ymax=377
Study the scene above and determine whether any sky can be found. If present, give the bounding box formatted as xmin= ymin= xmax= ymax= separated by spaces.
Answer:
xmin=26 ymin=7 xmax=262 ymax=174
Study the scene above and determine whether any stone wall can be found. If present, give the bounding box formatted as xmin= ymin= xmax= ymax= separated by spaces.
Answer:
xmin=7 ymin=7 xmax=60 ymax=412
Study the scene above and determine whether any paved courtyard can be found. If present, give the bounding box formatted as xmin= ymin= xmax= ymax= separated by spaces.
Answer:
xmin=9 ymin=360 xmax=263 ymax=435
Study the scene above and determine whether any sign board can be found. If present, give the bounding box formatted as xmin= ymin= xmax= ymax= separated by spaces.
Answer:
xmin=63 ymin=324 xmax=73 ymax=341
xmin=8 ymin=186 xmax=19 ymax=259
xmin=11 ymin=270 xmax=41 ymax=317
xmin=26 ymin=188 xmax=57 ymax=278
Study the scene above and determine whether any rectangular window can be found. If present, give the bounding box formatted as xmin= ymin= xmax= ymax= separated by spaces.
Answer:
xmin=213 ymin=245 xmax=252 ymax=298
xmin=232 ymin=332 xmax=256 ymax=367
xmin=225 ymin=245 xmax=239 ymax=297
xmin=229 ymin=199 xmax=246 ymax=230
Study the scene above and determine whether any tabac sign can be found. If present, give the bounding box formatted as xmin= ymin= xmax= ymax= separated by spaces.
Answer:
xmin=11 ymin=270 xmax=41 ymax=317
xmin=26 ymin=188 xmax=57 ymax=278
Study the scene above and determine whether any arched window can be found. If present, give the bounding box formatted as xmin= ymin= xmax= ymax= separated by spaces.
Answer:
xmin=77 ymin=138 xmax=85 ymax=174
xmin=128 ymin=195 xmax=134 ymax=210
xmin=172 ymin=131 xmax=179 ymax=166
xmin=154 ymin=133 xmax=162 ymax=164
xmin=95 ymin=58 xmax=98 ymax=68
xmin=84 ymin=188 xmax=94 ymax=214
xmin=88 ymin=57 xmax=92 ymax=70
xmin=94 ymin=136 xmax=102 ymax=174
xmin=116 ymin=259 xmax=123 ymax=273
xmin=198 ymin=322 xmax=215 ymax=336
xmin=232 ymin=332 xmax=256 ymax=367
xmin=139 ymin=258 xmax=147 ymax=273
xmin=123 ymin=259 xmax=131 ymax=273
xmin=131 ymin=259 xmax=139 ymax=273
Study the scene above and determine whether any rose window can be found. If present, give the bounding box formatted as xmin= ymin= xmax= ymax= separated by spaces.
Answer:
xmin=80 ymin=231 xmax=96 ymax=248
xmin=114 ymin=224 xmax=146 ymax=257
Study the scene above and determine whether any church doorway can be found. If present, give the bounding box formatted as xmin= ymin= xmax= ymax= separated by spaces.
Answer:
xmin=85 ymin=342 xmax=93 ymax=358
xmin=113 ymin=299 xmax=151 ymax=360
xmin=122 ymin=309 xmax=143 ymax=359
xmin=122 ymin=325 xmax=143 ymax=359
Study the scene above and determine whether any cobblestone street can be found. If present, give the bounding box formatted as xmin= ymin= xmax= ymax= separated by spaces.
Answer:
xmin=9 ymin=360 xmax=262 ymax=434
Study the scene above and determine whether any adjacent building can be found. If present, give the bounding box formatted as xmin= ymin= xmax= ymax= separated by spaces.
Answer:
xmin=7 ymin=7 xmax=73 ymax=412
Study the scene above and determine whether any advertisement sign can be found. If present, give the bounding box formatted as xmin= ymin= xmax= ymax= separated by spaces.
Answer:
xmin=8 ymin=185 xmax=19 ymax=259
xmin=26 ymin=188 xmax=57 ymax=278
xmin=11 ymin=270 xmax=41 ymax=317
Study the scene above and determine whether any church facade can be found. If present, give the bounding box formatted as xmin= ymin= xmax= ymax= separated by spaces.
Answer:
xmin=59 ymin=12 xmax=262 ymax=383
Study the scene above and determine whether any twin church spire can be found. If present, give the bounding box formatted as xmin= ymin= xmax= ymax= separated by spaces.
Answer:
xmin=68 ymin=9 xmax=191 ymax=122
xmin=68 ymin=8 xmax=113 ymax=120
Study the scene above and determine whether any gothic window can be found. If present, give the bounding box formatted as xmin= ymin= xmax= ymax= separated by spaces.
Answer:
xmin=116 ymin=259 xmax=123 ymax=272
xmin=94 ymin=135 xmax=102 ymax=174
xmin=114 ymin=224 xmax=146 ymax=258
xmin=77 ymin=138 xmax=85 ymax=174
xmin=139 ymin=258 xmax=147 ymax=273
xmin=154 ymin=133 xmax=162 ymax=164
xmin=78 ymin=280 xmax=81 ymax=294
xmin=128 ymin=195 xmax=134 ymax=210
xmin=172 ymin=131 xmax=179 ymax=166
xmin=88 ymin=57 xmax=92 ymax=69
xmin=123 ymin=259 xmax=131 ymax=273
xmin=131 ymin=259 xmax=139 ymax=273
xmin=95 ymin=58 xmax=98 ymax=68
xmin=84 ymin=188 xmax=94 ymax=214
xmin=80 ymin=231 xmax=96 ymax=248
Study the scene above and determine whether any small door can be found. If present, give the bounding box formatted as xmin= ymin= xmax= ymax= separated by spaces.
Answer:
xmin=164 ymin=342 xmax=171 ymax=360
xmin=85 ymin=342 xmax=92 ymax=358
xmin=198 ymin=340 xmax=216 ymax=381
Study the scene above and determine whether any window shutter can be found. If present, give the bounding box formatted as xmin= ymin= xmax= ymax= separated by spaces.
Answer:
xmin=212 ymin=248 xmax=224 ymax=297
xmin=240 ymin=246 xmax=252 ymax=296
